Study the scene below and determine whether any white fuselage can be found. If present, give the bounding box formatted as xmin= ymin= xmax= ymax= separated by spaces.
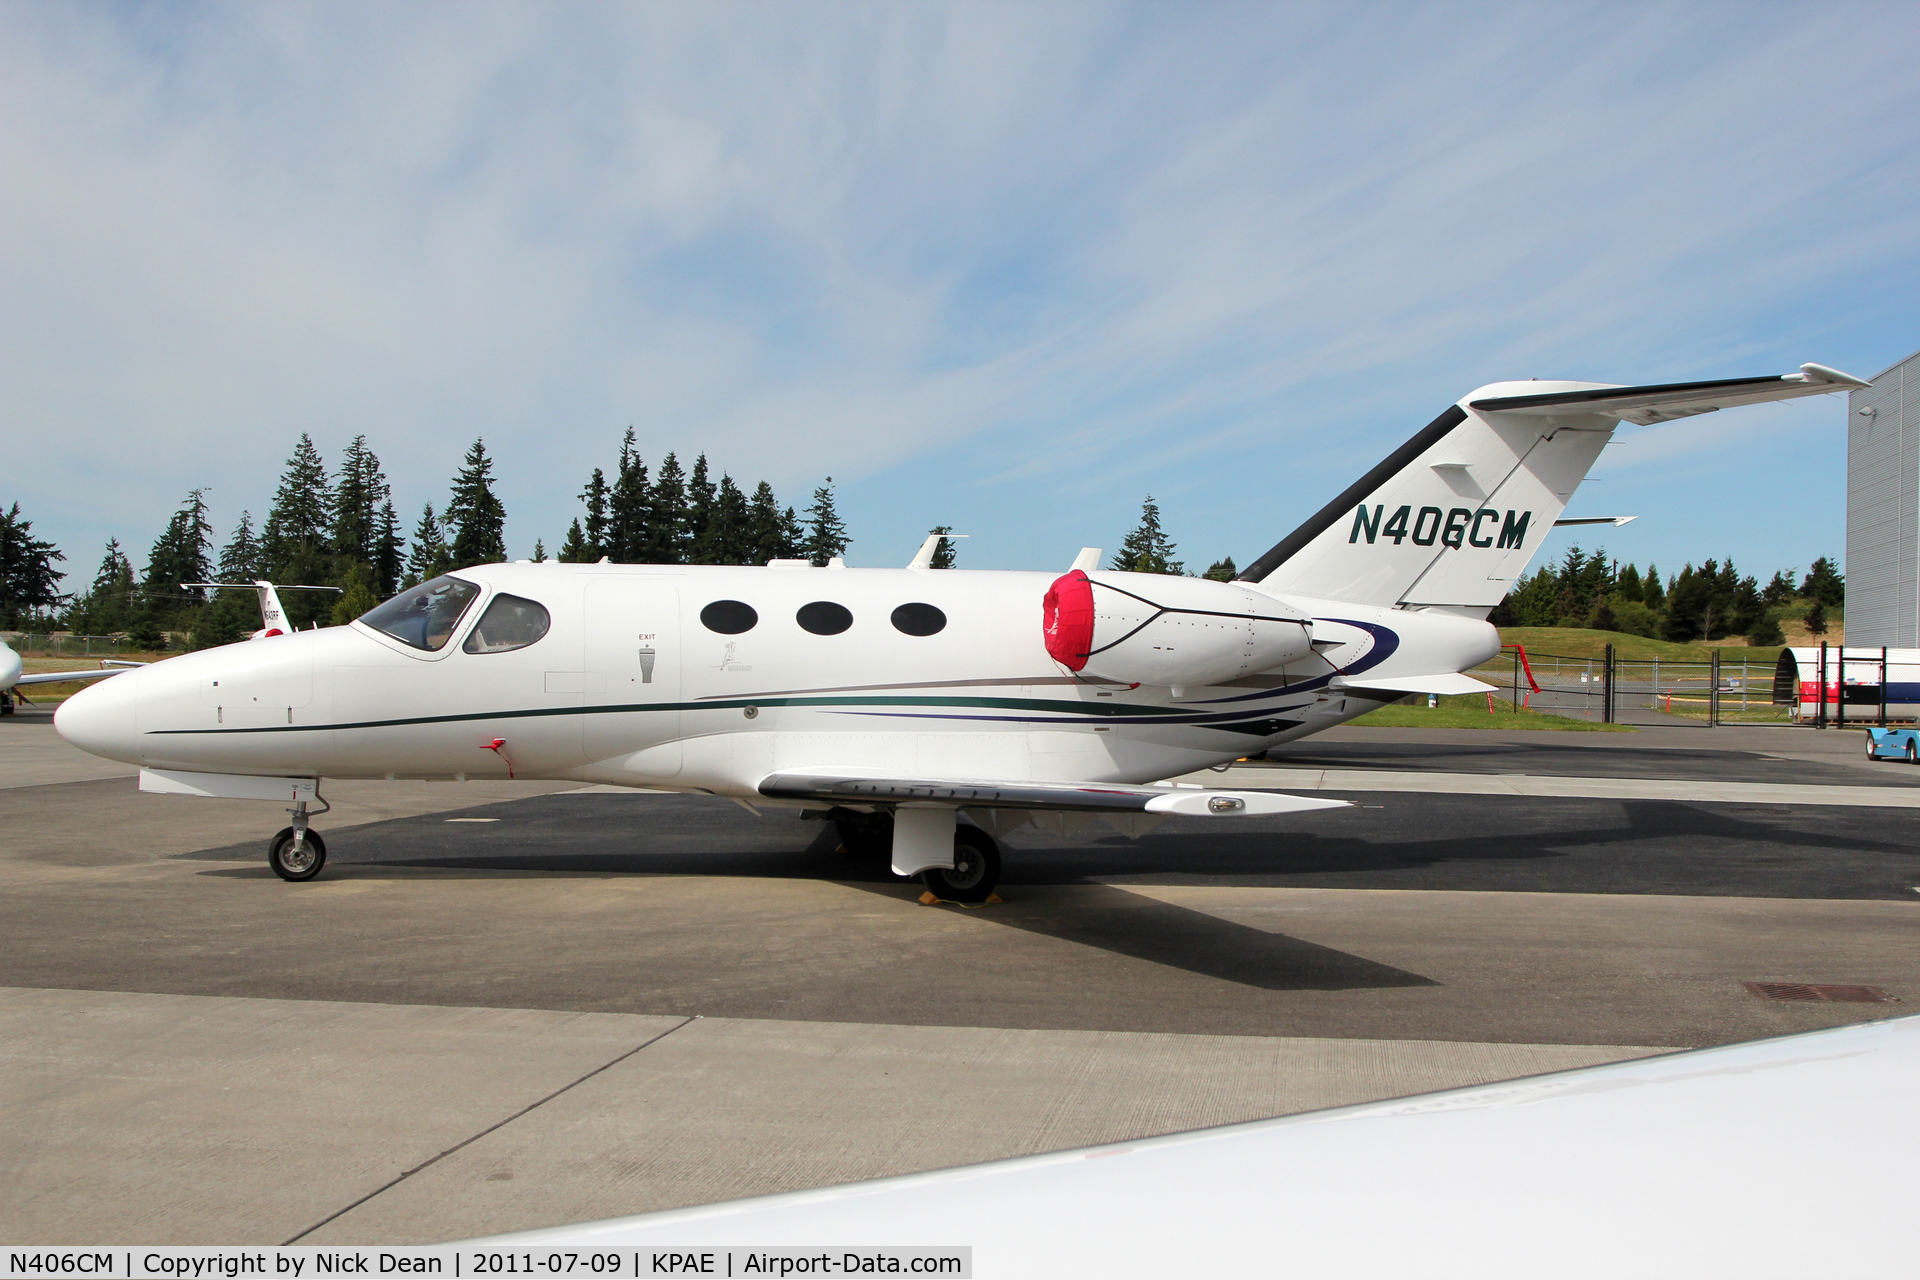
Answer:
xmin=54 ymin=561 xmax=1498 ymax=800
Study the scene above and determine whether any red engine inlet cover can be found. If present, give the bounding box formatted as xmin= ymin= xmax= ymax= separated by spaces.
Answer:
xmin=1042 ymin=570 xmax=1095 ymax=671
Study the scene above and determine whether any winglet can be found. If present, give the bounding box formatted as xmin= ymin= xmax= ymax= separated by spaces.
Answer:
xmin=1797 ymin=363 xmax=1871 ymax=389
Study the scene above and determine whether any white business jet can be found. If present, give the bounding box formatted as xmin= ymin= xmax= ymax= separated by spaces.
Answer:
xmin=55 ymin=364 xmax=1865 ymax=896
xmin=0 ymin=636 xmax=138 ymax=714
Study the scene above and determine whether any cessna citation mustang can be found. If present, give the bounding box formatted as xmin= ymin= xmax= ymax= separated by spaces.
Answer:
xmin=56 ymin=363 xmax=1866 ymax=898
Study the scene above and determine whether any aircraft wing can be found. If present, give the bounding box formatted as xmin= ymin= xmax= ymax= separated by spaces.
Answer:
xmin=1470 ymin=362 xmax=1868 ymax=425
xmin=757 ymin=771 xmax=1348 ymax=817
xmin=13 ymin=667 xmax=129 ymax=687
xmin=1330 ymin=671 xmax=1497 ymax=697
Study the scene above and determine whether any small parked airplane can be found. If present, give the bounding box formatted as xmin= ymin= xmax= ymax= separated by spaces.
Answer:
xmin=0 ymin=636 xmax=137 ymax=715
xmin=182 ymin=580 xmax=342 ymax=639
xmin=56 ymin=364 xmax=1866 ymax=896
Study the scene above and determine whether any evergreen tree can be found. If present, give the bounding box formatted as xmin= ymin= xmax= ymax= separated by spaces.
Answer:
xmin=1587 ymin=594 xmax=1618 ymax=632
xmin=685 ymin=454 xmax=715 ymax=561
xmin=644 ymin=452 xmax=689 ymax=563
xmin=577 ymin=467 xmax=611 ymax=561
xmin=1805 ymin=599 xmax=1829 ymax=635
xmin=332 ymin=435 xmax=392 ymax=568
xmin=1761 ymin=569 xmax=1797 ymax=606
xmin=695 ymin=475 xmax=750 ymax=565
xmin=217 ymin=511 xmax=264 ymax=582
xmin=330 ymin=561 xmax=379 ymax=626
xmin=531 ymin=538 xmax=547 ymax=563
xmin=1801 ymin=556 xmax=1844 ymax=608
xmin=559 ymin=518 xmax=592 ymax=563
xmin=779 ymin=506 xmax=806 ymax=560
xmin=194 ymin=589 xmax=255 ymax=649
xmin=0 ymin=502 xmax=68 ymax=627
xmin=261 ymin=434 xmax=334 ymax=578
xmin=803 ymin=478 xmax=851 ymax=566
xmin=1663 ymin=563 xmax=1708 ymax=641
xmin=1203 ymin=556 xmax=1236 ymax=582
xmin=928 ymin=526 xmax=958 ymax=570
xmin=1615 ymin=564 xmax=1643 ymax=603
xmin=608 ymin=430 xmax=650 ymax=562
xmin=405 ymin=503 xmax=450 ymax=586
xmin=146 ymin=489 xmax=215 ymax=606
xmin=744 ymin=481 xmax=786 ymax=565
xmin=373 ymin=499 xmax=405 ymax=598
xmin=1642 ymin=563 xmax=1664 ymax=609
xmin=72 ymin=539 xmax=136 ymax=634
xmin=1111 ymin=496 xmax=1183 ymax=575
xmin=1503 ymin=564 xmax=1561 ymax=627
xmin=1746 ymin=610 xmax=1786 ymax=647
xmin=444 ymin=439 xmax=508 ymax=569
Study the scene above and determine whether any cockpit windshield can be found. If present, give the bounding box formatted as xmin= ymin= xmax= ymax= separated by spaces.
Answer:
xmin=358 ymin=576 xmax=481 ymax=652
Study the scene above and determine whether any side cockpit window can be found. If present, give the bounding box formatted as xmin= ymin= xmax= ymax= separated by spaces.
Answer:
xmin=359 ymin=576 xmax=481 ymax=652
xmin=463 ymin=594 xmax=552 ymax=654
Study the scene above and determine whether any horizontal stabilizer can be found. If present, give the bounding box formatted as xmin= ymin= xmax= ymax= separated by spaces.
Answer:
xmin=757 ymin=770 xmax=1348 ymax=817
xmin=1330 ymin=672 xmax=1497 ymax=697
xmin=1471 ymin=364 xmax=1868 ymax=426
xmin=1554 ymin=516 xmax=1637 ymax=527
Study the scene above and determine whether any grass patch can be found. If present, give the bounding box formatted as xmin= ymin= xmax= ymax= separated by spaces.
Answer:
xmin=1349 ymin=693 xmax=1634 ymax=731
xmin=1493 ymin=627 xmax=1783 ymax=665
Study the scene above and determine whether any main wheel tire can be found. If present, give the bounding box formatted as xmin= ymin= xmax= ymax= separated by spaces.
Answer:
xmin=1906 ymin=741 xmax=1917 ymax=765
xmin=268 ymin=827 xmax=328 ymax=881
xmin=833 ymin=812 xmax=894 ymax=858
xmin=922 ymin=825 xmax=1000 ymax=904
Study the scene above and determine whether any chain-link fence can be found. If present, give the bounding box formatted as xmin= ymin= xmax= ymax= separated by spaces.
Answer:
xmin=0 ymin=633 xmax=129 ymax=658
xmin=1466 ymin=648 xmax=1793 ymax=726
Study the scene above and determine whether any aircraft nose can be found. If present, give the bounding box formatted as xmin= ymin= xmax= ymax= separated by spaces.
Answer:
xmin=55 ymin=669 xmax=141 ymax=765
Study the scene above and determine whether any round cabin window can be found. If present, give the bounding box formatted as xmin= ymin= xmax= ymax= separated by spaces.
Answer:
xmin=700 ymin=600 xmax=759 ymax=635
xmin=796 ymin=601 xmax=854 ymax=635
xmin=890 ymin=602 xmax=947 ymax=636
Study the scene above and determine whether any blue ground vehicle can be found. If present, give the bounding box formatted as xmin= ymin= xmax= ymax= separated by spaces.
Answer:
xmin=1864 ymin=726 xmax=1920 ymax=762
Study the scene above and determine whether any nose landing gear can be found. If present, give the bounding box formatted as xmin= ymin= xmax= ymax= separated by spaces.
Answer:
xmin=268 ymin=796 xmax=330 ymax=881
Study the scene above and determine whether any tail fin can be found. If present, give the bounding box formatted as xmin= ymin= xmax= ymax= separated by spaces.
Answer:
xmin=254 ymin=581 xmax=291 ymax=636
xmin=1238 ymin=365 xmax=1866 ymax=610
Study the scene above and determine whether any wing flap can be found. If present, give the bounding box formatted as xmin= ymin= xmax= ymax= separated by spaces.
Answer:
xmin=757 ymin=771 xmax=1347 ymax=817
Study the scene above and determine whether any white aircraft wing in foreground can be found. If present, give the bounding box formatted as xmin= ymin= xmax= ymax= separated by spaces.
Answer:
xmin=55 ymin=361 xmax=1867 ymax=895
xmin=472 ymin=1013 xmax=1920 ymax=1278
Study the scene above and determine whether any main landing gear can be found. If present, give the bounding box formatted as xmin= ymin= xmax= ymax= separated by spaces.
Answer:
xmin=268 ymin=797 xmax=330 ymax=881
xmin=815 ymin=806 xmax=1003 ymax=903
xmin=921 ymin=824 xmax=1001 ymax=904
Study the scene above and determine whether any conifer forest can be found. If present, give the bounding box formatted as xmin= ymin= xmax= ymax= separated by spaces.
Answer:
xmin=0 ymin=433 xmax=862 ymax=647
xmin=0 ymin=462 xmax=1844 ymax=653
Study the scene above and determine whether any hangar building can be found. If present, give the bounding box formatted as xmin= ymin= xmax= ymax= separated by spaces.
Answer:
xmin=1847 ymin=346 xmax=1920 ymax=647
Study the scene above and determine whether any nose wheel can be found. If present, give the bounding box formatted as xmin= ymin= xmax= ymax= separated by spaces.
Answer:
xmin=267 ymin=796 xmax=329 ymax=881
xmin=268 ymin=827 xmax=327 ymax=880
xmin=922 ymin=825 xmax=1001 ymax=903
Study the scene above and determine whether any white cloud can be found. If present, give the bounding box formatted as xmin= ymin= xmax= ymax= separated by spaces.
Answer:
xmin=1 ymin=1 xmax=1915 ymax=583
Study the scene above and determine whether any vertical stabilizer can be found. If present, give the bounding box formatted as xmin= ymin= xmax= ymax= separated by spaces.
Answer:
xmin=1239 ymin=366 xmax=1864 ymax=611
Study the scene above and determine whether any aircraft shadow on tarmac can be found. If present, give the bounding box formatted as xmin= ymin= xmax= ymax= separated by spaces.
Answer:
xmin=176 ymin=790 xmax=1920 ymax=990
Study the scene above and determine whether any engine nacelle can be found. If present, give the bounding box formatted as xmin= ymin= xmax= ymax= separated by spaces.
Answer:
xmin=1042 ymin=570 xmax=1313 ymax=688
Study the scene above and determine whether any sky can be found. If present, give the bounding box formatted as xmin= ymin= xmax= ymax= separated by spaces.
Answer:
xmin=5 ymin=1 xmax=1919 ymax=592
